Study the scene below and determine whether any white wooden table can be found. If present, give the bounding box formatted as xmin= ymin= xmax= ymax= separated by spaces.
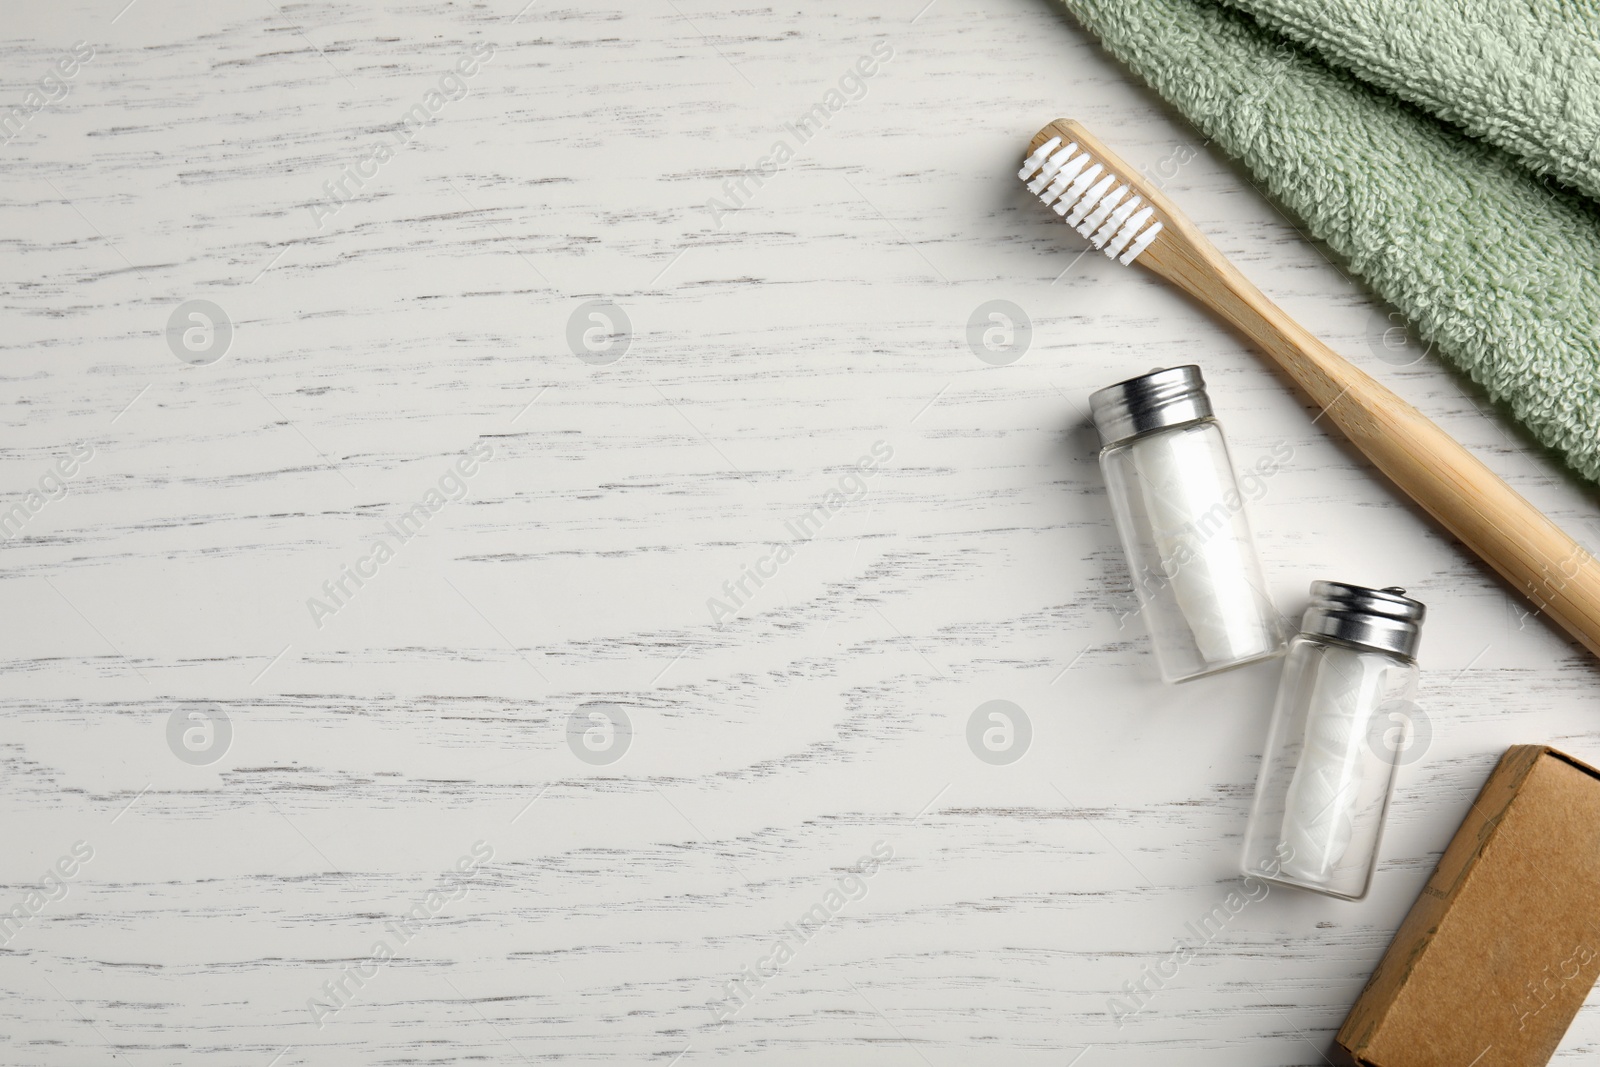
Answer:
xmin=6 ymin=0 xmax=1600 ymax=1063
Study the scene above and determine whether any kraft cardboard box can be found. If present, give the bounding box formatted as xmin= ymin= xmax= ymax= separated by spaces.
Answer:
xmin=1337 ymin=746 xmax=1600 ymax=1067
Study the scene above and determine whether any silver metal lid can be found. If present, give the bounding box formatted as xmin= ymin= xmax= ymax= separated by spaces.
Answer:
xmin=1089 ymin=365 xmax=1213 ymax=446
xmin=1301 ymin=581 xmax=1426 ymax=660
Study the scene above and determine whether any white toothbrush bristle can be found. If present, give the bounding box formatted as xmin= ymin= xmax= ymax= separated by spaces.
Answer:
xmin=1051 ymin=163 xmax=1103 ymax=216
xmin=1091 ymin=195 xmax=1141 ymax=248
xmin=1027 ymin=143 xmax=1079 ymax=194
xmin=1078 ymin=185 xmax=1127 ymax=237
xmin=1021 ymin=134 xmax=1167 ymax=265
xmin=1104 ymin=205 xmax=1156 ymax=258
xmin=1039 ymin=154 xmax=1089 ymax=205
xmin=1025 ymin=150 xmax=1067 ymax=193
xmin=1018 ymin=136 xmax=1061 ymax=180
xmin=1065 ymin=174 xmax=1116 ymax=226
xmin=1119 ymin=220 xmax=1164 ymax=265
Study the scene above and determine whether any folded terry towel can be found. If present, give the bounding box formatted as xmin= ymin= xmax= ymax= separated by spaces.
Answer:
xmin=1055 ymin=0 xmax=1600 ymax=483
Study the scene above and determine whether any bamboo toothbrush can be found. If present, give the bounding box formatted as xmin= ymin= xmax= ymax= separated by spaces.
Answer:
xmin=1022 ymin=118 xmax=1600 ymax=660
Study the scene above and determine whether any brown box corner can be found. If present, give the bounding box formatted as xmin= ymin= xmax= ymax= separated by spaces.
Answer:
xmin=1336 ymin=745 xmax=1600 ymax=1067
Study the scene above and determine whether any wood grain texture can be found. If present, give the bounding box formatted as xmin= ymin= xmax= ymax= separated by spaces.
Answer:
xmin=3 ymin=1 xmax=1600 ymax=1065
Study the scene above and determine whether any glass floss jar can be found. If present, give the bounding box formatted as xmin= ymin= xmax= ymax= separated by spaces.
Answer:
xmin=1242 ymin=582 xmax=1426 ymax=901
xmin=1091 ymin=365 xmax=1285 ymax=682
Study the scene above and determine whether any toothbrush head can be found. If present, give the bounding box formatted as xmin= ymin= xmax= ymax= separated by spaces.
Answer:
xmin=1019 ymin=119 xmax=1175 ymax=268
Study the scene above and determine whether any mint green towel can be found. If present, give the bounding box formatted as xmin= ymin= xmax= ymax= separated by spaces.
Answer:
xmin=1054 ymin=0 xmax=1600 ymax=483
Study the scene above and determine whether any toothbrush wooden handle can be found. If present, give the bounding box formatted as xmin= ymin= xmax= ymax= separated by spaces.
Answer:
xmin=1026 ymin=119 xmax=1600 ymax=655
xmin=1151 ymin=235 xmax=1600 ymax=658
